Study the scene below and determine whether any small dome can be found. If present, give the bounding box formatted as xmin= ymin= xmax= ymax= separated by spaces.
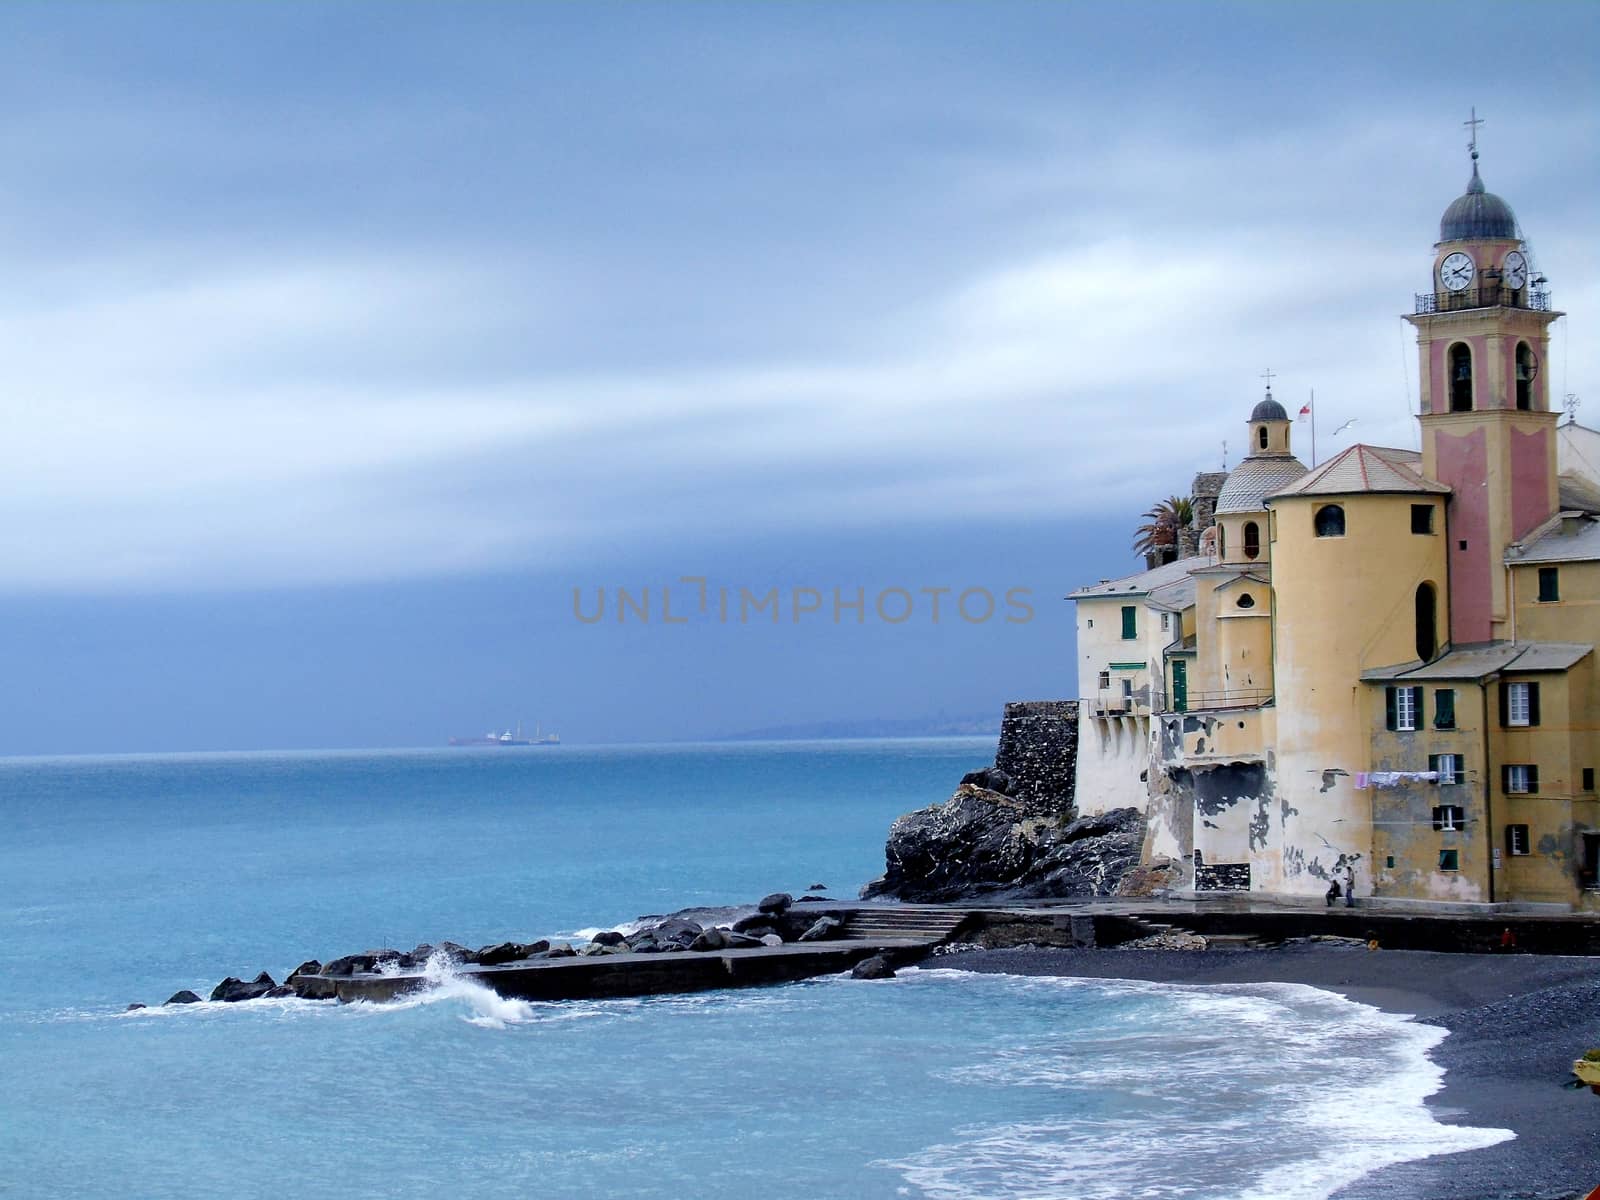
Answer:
xmin=1216 ymin=455 xmax=1310 ymax=516
xmin=1440 ymin=160 xmax=1517 ymax=241
xmin=1250 ymin=396 xmax=1289 ymax=422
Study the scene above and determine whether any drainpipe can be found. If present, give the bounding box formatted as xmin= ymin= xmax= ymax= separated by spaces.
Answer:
xmin=1482 ymin=682 xmax=1496 ymax=906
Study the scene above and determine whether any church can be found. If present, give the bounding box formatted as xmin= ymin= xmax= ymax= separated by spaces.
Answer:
xmin=1069 ymin=135 xmax=1598 ymax=911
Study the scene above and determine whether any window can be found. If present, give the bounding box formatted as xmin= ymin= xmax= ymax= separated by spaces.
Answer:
xmin=1537 ymin=566 xmax=1559 ymax=603
xmin=1506 ymin=824 xmax=1530 ymax=856
xmin=1449 ymin=343 xmax=1472 ymax=412
xmin=1502 ymin=681 xmax=1540 ymax=727
xmin=1120 ymin=606 xmax=1137 ymax=640
xmin=1236 ymin=593 xmax=1256 ymax=609
xmin=1503 ymin=764 xmax=1539 ymax=794
xmin=1243 ymin=521 xmax=1260 ymax=560
xmin=1385 ymin=685 xmax=1422 ymax=732
xmin=1411 ymin=504 xmax=1434 ymax=534
xmin=1386 ymin=855 xmax=1395 ymax=869
xmin=1217 ymin=525 xmax=1226 ymax=558
xmin=1415 ymin=582 xmax=1437 ymax=662
xmin=1584 ymin=767 xmax=1595 ymax=792
xmin=1314 ymin=505 xmax=1345 ymax=537
xmin=1439 ymin=849 xmax=1460 ymax=871
xmin=1121 ymin=679 xmax=1133 ymax=702
xmin=1160 ymin=612 xmax=1171 ymax=632
xmin=1257 ymin=425 xmax=1268 ymax=450
xmin=1515 ymin=342 xmax=1535 ymax=410
xmin=1433 ymin=689 xmax=1456 ymax=729
xmin=1429 ymin=753 xmax=1463 ymax=785
xmin=1432 ymin=805 xmax=1465 ymax=831
xmin=1097 ymin=670 xmax=1111 ymax=689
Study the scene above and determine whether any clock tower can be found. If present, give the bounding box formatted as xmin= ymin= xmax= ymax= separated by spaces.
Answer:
xmin=1406 ymin=128 xmax=1563 ymax=645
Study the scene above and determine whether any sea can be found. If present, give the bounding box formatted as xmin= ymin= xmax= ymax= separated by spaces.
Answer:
xmin=0 ymin=739 xmax=1510 ymax=1199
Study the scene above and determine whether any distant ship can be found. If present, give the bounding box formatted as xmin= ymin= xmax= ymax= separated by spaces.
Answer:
xmin=448 ymin=721 xmax=559 ymax=747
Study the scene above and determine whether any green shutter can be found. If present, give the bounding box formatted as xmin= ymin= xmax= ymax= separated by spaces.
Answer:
xmin=1527 ymin=682 xmax=1541 ymax=727
xmin=1385 ymin=687 xmax=1397 ymax=731
xmin=1498 ymin=681 xmax=1510 ymax=727
xmin=1121 ymin=606 xmax=1137 ymax=639
xmin=1434 ymin=688 xmax=1455 ymax=729
xmin=1527 ymin=765 xmax=1539 ymax=794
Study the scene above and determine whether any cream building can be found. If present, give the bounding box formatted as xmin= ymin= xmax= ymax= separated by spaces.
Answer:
xmin=1070 ymin=144 xmax=1598 ymax=910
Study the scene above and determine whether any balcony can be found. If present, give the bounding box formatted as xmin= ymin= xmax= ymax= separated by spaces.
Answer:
xmin=1179 ymin=688 xmax=1271 ymax=713
xmin=1414 ymin=287 xmax=1551 ymax=315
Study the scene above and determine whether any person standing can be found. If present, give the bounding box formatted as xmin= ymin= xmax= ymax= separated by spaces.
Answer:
xmin=1344 ymin=863 xmax=1356 ymax=908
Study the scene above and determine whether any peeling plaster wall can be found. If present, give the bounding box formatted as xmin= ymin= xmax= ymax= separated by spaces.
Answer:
xmin=1191 ymin=761 xmax=1269 ymax=890
xmin=1074 ymin=708 xmax=1149 ymax=817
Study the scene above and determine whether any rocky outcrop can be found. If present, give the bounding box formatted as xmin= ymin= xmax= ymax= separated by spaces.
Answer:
xmin=862 ymin=699 xmax=1146 ymax=902
xmin=210 ymin=972 xmax=276 ymax=1003
xmin=851 ymin=954 xmax=896 ymax=980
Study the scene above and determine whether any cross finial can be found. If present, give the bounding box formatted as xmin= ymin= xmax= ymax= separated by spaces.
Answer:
xmin=1565 ymin=393 xmax=1581 ymax=425
xmin=1464 ymin=106 xmax=1484 ymax=159
xmin=1221 ymin=439 xmax=1228 ymax=470
xmin=1260 ymin=367 xmax=1275 ymax=394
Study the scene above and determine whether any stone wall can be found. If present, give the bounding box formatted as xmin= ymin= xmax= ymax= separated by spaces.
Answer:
xmin=994 ymin=700 xmax=1079 ymax=815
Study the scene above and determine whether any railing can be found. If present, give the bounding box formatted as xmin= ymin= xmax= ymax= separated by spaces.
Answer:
xmin=1179 ymin=688 xmax=1272 ymax=713
xmin=1414 ymin=287 xmax=1551 ymax=315
xmin=1081 ymin=698 xmax=1148 ymax=719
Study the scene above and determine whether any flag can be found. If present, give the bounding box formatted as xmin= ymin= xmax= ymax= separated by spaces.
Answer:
xmin=1297 ymin=403 xmax=1311 ymax=421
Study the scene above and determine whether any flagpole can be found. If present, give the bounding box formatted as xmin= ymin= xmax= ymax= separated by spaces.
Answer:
xmin=1311 ymin=388 xmax=1316 ymax=467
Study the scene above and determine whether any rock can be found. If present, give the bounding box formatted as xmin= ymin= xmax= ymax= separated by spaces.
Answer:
xmin=636 ymin=918 xmax=702 ymax=947
xmin=959 ymin=765 xmax=1015 ymax=795
xmin=265 ymin=985 xmax=295 ymax=998
xmin=757 ymin=892 xmax=793 ymax=916
xmin=760 ymin=934 xmax=784 ymax=947
xmin=851 ymin=954 xmax=896 ymax=980
xmin=321 ymin=954 xmax=375 ymax=977
xmin=807 ymin=883 xmax=828 ymax=891
xmin=798 ymin=916 xmax=842 ymax=942
xmin=732 ymin=922 xmax=777 ymax=940
xmin=723 ymin=932 xmax=764 ymax=949
xmin=164 ymin=990 xmax=202 ymax=1005
xmin=546 ymin=943 xmax=576 ymax=958
xmin=631 ymin=937 xmax=663 ymax=954
xmin=590 ymin=930 xmax=626 ymax=947
xmin=285 ymin=960 xmax=322 ymax=982
xmin=398 ymin=944 xmax=435 ymax=969
xmin=475 ymin=941 xmax=548 ymax=967
xmin=689 ymin=928 xmax=728 ymax=952
xmin=210 ymin=972 xmax=276 ymax=1003
xmin=125 ymin=1003 xmax=147 ymax=1011
xmin=434 ymin=942 xmax=473 ymax=963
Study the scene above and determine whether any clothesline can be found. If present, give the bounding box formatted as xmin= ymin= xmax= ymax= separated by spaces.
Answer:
xmin=1353 ymin=770 xmax=1439 ymax=789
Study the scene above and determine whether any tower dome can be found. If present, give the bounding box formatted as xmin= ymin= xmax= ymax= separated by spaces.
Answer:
xmin=1217 ymin=387 xmax=1307 ymax=515
xmin=1439 ymin=159 xmax=1518 ymax=242
xmin=1250 ymin=396 xmax=1289 ymax=422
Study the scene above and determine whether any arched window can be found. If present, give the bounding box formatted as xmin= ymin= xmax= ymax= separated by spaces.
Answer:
xmin=1243 ymin=521 xmax=1260 ymax=560
xmin=1449 ymin=343 xmax=1473 ymax=412
xmin=1257 ymin=425 xmax=1268 ymax=450
xmin=1515 ymin=342 xmax=1535 ymax=410
xmin=1314 ymin=504 xmax=1346 ymax=537
xmin=1415 ymin=582 xmax=1438 ymax=662
xmin=1217 ymin=524 xmax=1226 ymax=559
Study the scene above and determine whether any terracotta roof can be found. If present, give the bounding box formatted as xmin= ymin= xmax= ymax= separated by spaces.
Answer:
xmin=1268 ymin=444 xmax=1448 ymax=500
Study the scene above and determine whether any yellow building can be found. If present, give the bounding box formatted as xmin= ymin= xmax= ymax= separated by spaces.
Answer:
xmin=1070 ymin=141 xmax=1598 ymax=911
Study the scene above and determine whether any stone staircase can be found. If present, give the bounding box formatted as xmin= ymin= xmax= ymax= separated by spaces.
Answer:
xmin=1121 ymin=915 xmax=1279 ymax=949
xmin=838 ymin=907 xmax=971 ymax=945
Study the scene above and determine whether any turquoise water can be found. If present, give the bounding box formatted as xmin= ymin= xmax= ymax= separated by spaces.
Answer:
xmin=0 ymin=741 xmax=1506 ymax=1198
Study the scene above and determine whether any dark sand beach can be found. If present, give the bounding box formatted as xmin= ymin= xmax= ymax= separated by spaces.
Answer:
xmin=941 ymin=943 xmax=1600 ymax=1200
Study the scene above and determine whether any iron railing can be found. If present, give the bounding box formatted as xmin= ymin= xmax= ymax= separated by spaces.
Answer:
xmin=1414 ymin=287 xmax=1551 ymax=315
xmin=1177 ymin=688 xmax=1272 ymax=713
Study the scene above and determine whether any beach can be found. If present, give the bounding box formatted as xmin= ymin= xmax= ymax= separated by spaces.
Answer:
xmin=943 ymin=943 xmax=1600 ymax=1200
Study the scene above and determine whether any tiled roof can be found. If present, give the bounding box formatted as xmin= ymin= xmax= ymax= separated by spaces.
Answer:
xmin=1066 ymin=555 xmax=1199 ymax=600
xmin=1215 ymin=455 xmax=1310 ymax=515
xmin=1507 ymin=512 xmax=1600 ymax=564
xmin=1268 ymin=444 xmax=1448 ymax=500
xmin=1361 ymin=641 xmax=1592 ymax=682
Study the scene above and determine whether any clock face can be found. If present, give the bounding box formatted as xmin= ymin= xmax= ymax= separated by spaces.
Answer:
xmin=1502 ymin=250 xmax=1529 ymax=289
xmin=1440 ymin=252 xmax=1475 ymax=292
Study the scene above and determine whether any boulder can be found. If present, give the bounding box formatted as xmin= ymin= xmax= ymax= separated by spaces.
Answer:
xmin=798 ymin=917 xmax=842 ymax=943
xmin=210 ymin=972 xmax=276 ymax=1003
xmin=285 ymin=960 xmax=322 ymax=982
xmin=851 ymin=954 xmax=896 ymax=980
xmin=475 ymin=941 xmax=547 ymax=967
xmin=689 ymin=928 xmax=728 ymax=952
xmin=807 ymin=883 xmax=828 ymax=891
xmin=545 ymin=943 xmax=576 ymax=958
xmin=730 ymin=914 xmax=773 ymax=934
xmin=434 ymin=942 xmax=473 ymax=963
xmin=265 ymin=985 xmax=295 ymax=999
xmin=757 ymin=892 xmax=793 ymax=916
xmin=630 ymin=937 xmax=663 ymax=954
xmin=723 ymin=932 xmax=764 ymax=949
xmin=959 ymin=765 xmax=1015 ymax=796
xmin=590 ymin=930 xmax=627 ymax=947
xmin=760 ymin=934 xmax=784 ymax=947
xmin=321 ymin=954 xmax=376 ymax=977
xmin=637 ymin=918 xmax=703 ymax=947
xmin=164 ymin=990 xmax=202 ymax=1006
xmin=126 ymin=1003 xmax=147 ymax=1011
xmin=398 ymin=944 xmax=435 ymax=969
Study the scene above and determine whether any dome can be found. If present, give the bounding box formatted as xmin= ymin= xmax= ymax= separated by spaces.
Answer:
xmin=1439 ymin=160 xmax=1517 ymax=242
xmin=1250 ymin=396 xmax=1289 ymax=422
xmin=1215 ymin=455 xmax=1310 ymax=516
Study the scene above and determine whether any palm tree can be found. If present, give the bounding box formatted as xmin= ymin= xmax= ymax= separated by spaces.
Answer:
xmin=1132 ymin=495 xmax=1195 ymax=563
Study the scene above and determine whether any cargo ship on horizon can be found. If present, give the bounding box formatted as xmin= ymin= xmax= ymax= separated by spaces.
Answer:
xmin=448 ymin=720 xmax=559 ymax=747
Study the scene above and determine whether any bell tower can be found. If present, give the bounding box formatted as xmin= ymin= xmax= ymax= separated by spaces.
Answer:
xmin=1406 ymin=114 xmax=1563 ymax=645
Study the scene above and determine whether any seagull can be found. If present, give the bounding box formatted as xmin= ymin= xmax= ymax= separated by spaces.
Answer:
xmin=1332 ymin=418 xmax=1358 ymax=437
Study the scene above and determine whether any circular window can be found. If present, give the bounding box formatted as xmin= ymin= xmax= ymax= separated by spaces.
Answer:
xmin=1236 ymin=594 xmax=1256 ymax=609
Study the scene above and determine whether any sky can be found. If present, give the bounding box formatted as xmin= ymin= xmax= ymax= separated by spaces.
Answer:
xmin=0 ymin=1 xmax=1595 ymax=753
